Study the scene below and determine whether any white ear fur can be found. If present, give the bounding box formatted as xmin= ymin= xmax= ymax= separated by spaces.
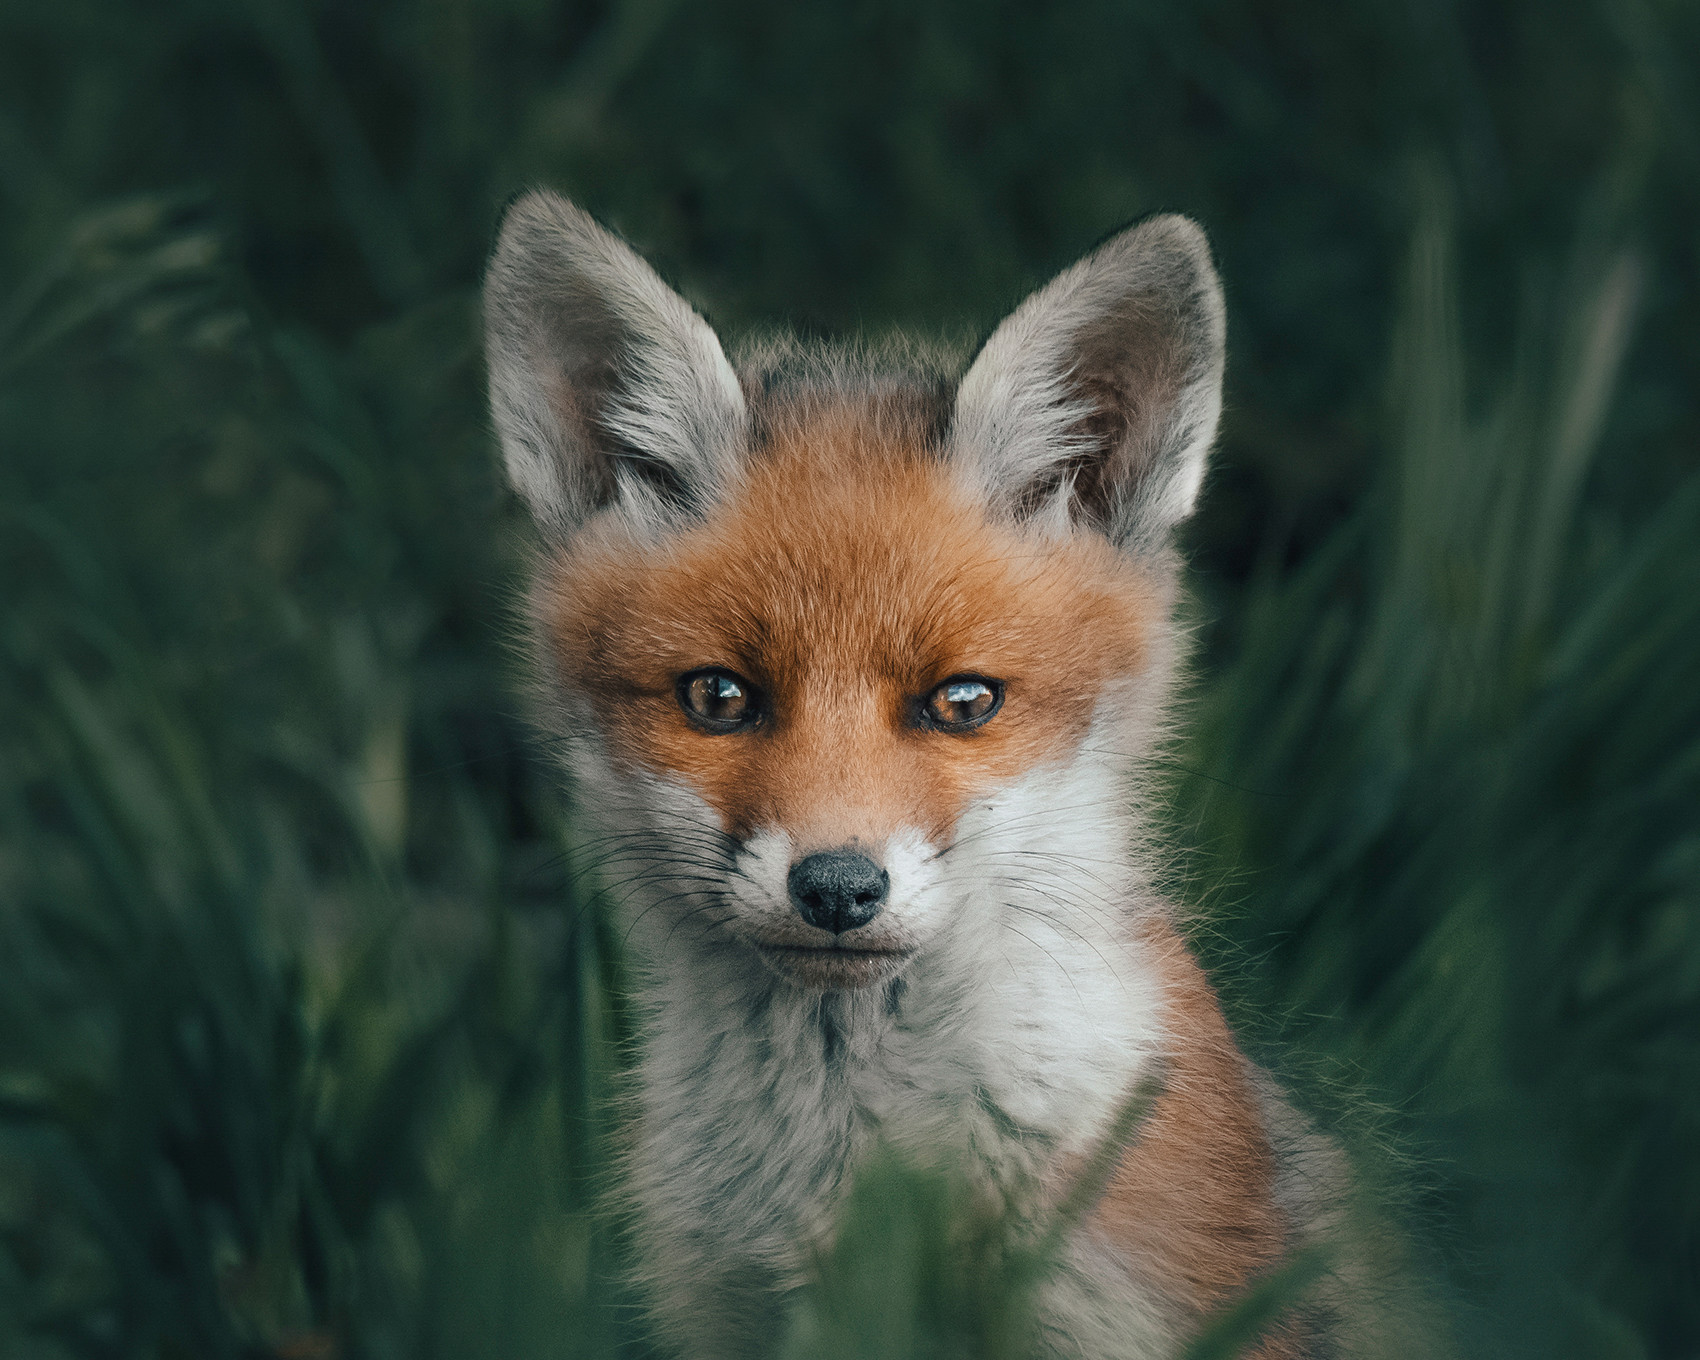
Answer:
xmin=483 ymin=190 xmax=747 ymax=541
xmin=952 ymin=215 xmax=1226 ymax=553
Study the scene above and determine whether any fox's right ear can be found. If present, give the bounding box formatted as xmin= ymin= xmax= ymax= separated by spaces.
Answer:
xmin=483 ymin=191 xmax=747 ymax=542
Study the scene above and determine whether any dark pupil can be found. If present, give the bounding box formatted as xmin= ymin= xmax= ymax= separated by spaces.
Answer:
xmin=933 ymin=680 xmax=993 ymax=724
xmin=691 ymin=673 xmax=747 ymax=721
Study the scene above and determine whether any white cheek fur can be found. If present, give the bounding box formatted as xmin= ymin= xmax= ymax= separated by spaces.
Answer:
xmin=562 ymin=736 xmax=743 ymax=959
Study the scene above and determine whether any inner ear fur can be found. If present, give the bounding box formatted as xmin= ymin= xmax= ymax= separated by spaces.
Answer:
xmin=483 ymin=190 xmax=747 ymax=542
xmin=953 ymin=215 xmax=1226 ymax=553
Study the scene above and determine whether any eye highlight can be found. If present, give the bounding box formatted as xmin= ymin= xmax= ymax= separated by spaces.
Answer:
xmin=920 ymin=675 xmax=1004 ymax=732
xmin=677 ymin=668 xmax=762 ymax=733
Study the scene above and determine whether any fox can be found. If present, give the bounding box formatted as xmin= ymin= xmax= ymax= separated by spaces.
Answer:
xmin=482 ymin=190 xmax=1412 ymax=1359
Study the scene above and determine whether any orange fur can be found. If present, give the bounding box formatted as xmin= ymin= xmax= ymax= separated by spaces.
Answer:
xmin=1095 ymin=917 xmax=1292 ymax=1336
xmin=541 ymin=402 xmax=1160 ymax=851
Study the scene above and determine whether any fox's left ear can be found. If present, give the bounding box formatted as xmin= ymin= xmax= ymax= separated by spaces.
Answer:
xmin=952 ymin=215 xmax=1225 ymax=553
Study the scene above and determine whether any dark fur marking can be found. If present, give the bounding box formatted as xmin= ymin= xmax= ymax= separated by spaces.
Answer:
xmin=610 ymin=438 xmax=702 ymax=513
xmin=974 ymin=1083 xmax=1054 ymax=1148
xmin=816 ymin=999 xmax=844 ymax=1068
xmin=737 ymin=336 xmax=959 ymax=463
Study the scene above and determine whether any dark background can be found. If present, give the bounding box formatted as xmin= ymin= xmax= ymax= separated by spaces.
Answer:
xmin=2 ymin=2 xmax=1696 ymax=1357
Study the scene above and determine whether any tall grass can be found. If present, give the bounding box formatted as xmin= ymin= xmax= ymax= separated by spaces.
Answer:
xmin=1179 ymin=188 xmax=1700 ymax=1357
xmin=2 ymin=2 xmax=1696 ymax=1356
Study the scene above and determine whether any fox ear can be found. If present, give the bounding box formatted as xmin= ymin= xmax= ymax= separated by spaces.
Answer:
xmin=952 ymin=215 xmax=1225 ymax=553
xmin=483 ymin=190 xmax=747 ymax=541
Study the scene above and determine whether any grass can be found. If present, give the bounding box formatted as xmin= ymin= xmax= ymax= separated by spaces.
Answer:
xmin=1 ymin=2 xmax=1697 ymax=1356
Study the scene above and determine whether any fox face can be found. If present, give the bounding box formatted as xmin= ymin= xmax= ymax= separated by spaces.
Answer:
xmin=486 ymin=193 xmax=1223 ymax=997
xmin=541 ymin=420 xmax=1164 ymax=987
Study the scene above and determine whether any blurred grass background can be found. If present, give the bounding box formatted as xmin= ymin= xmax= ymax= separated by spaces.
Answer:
xmin=1 ymin=1 xmax=1696 ymax=1356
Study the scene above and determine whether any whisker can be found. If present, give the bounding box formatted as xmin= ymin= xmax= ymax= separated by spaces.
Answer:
xmin=998 ymin=921 xmax=1087 ymax=1008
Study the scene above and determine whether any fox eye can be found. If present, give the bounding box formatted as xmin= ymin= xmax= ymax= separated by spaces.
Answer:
xmin=920 ymin=676 xmax=1003 ymax=732
xmin=678 ymin=668 xmax=762 ymax=732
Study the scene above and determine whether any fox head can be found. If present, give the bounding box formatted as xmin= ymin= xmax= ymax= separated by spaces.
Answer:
xmin=485 ymin=192 xmax=1224 ymax=993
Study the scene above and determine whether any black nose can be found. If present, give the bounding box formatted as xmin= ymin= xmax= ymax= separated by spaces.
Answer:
xmin=787 ymin=850 xmax=889 ymax=934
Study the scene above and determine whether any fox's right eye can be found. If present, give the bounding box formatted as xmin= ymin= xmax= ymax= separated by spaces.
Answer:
xmin=677 ymin=668 xmax=762 ymax=733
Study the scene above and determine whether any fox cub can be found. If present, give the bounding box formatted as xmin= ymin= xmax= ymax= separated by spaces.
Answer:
xmin=484 ymin=192 xmax=1369 ymax=1358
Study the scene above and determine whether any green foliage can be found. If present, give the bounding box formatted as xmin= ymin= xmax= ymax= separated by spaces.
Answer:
xmin=1 ymin=1 xmax=1696 ymax=1357
xmin=1178 ymin=195 xmax=1700 ymax=1355
xmin=778 ymin=1150 xmax=1043 ymax=1360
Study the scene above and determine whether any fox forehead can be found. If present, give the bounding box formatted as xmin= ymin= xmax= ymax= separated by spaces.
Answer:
xmin=540 ymin=403 xmax=1161 ymax=844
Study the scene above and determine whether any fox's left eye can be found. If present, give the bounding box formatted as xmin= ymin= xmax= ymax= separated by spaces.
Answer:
xmin=678 ymin=668 xmax=762 ymax=733
xmin=920 ymin=676 xmax=1003 ymax=732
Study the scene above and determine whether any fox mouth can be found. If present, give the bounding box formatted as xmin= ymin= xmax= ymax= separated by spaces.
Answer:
xmin=754 ymin=941 xmax=913 ymax=990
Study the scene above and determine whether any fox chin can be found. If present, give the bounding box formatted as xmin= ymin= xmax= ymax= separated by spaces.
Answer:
xmin=483 ymin=190 xmax=1432 ymax=1360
